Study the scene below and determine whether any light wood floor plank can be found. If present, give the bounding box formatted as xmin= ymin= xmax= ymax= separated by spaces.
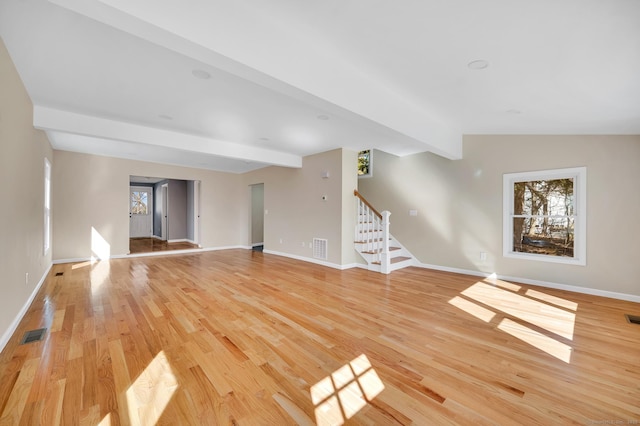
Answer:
xmin=1 ymin=249 xmax=639 ymax=424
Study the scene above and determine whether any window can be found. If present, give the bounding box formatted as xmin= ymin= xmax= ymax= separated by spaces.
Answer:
xmin=358 ymin=150 xmax=372 ymax=177
xmin=503 ymin=167 xmax=586 ymax=265
xmin=131 ymin=191 xmax=149 ymax=214
xmin=44 ymin=158 xmax=51 ymax=254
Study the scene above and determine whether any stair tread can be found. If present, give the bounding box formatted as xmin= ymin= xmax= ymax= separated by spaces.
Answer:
xmin=372 ymin=256 xmax=412 ymax=265
xmin=362 ymin=247 xmax=401 ymax=254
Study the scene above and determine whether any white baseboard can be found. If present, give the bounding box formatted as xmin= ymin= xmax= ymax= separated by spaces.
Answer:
xmin=52 ymin=245 xmax=253 ymax=264
xmin=167 ymin=239 xmax=188 ymax=243
xmin=415 ymin=262 xmax=640 ymax=303
xmin=252 ymin=242 xmax=264 ymax=247
xmin=263 ymin=249 xmax=358 ymax=271
xmin=0 ymin=263 xmax=52 ymax=353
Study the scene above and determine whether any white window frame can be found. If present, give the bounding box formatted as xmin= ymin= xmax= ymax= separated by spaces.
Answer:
xmin=503 ymin=167 xmax=586 ymax=265
xmin=44 ymin=158 xmax=51 ymax=255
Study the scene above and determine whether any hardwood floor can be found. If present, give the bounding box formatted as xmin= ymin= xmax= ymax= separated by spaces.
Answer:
xmin=1 ymin=250 xmax=639 ymax=425
xmin=129 ymin=238 xmax=199 ymax=254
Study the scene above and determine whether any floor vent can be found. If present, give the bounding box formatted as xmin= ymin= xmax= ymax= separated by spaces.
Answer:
xmin=313 ymin=238 xmax=328 ymax=260
xmin=625 ymin=314 xmax=640 ymax=325
xmin=55 ymin=272 xmax=64 ymax=276
xmin=20 ymin=328 xmax=47 ymax=345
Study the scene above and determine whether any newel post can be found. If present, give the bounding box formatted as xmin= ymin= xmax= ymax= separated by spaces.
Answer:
xmin=380 ymin=210 xmax=391 ymax=274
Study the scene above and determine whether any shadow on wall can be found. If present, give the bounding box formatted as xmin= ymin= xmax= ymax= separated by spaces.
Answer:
xmin=363 ymin=151 xmax=497 ymax=272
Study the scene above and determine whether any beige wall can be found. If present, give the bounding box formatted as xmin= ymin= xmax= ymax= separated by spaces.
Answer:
xmin=359 ymin=136 xmax=640 ymax=296
xmin=341 ymin=149 xmax=359 ymax=265
xmin=52 ymin=151 xmax=247 ymax=260
xmin=0 ymin=38 xmax=53 ymax=343
xmin=244 ymin=149 xmax=358 ymax=266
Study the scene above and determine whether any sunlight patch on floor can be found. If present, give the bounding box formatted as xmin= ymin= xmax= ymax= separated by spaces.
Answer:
xmin=450 ymin=280 xmax=577 ymax=363
xmin=449 ymin=296 xmax=496 ymax=322
xmin=126 ymin=351 xmax=178 ymax=426
xmin=498 ymin=318 xmax=573 ymax=363
xmin=310 ymin=354 xmax=384 ymax=425
xmin=462 ymin=282 xmax=575 ymax=340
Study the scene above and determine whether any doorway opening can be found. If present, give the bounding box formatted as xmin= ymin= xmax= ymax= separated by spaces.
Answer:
xmin=250 ymin=183 xmax=264 ymax=252
xmin=129 ymin=176 xmax=201 ymax=254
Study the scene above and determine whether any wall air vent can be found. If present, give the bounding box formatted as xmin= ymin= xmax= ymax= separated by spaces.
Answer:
xmin=313 ymin=238 xmax=328 ymax=260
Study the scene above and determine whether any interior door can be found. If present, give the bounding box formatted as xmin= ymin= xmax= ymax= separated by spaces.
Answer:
xmin=130 ymin=186 xmax=153 ymax=238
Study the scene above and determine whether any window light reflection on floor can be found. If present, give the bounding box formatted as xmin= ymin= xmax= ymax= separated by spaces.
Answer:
xmin=449 ymin=279 xmax=577 ymax=363
xmin=310 ymin=354 xmax=385 ymax=426
xmin=126 ymin=350 xmax=178 ymax=426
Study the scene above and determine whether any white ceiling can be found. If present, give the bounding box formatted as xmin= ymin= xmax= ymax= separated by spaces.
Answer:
xmin=1 ymin=0 xmax=639 ymax=173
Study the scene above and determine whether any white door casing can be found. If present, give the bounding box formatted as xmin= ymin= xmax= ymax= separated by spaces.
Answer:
xmin=161 ymin=184 xmax=168 ymax=240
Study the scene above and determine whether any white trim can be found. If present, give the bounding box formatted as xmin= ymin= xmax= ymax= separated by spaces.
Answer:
xmin=252 ymin=242 xmax=264 ymax=247
xmin=263 ymin=249 xmax=358 ymax=270
xmin=167 ymin=239 xmax=188 ymax=243
xmin=44 ymin=158 xmax=51 ymax=255
xmin=503 ymin=166 xmax=587 ymax=266
xmin=0 ymin=263 xmax=52 ymax=353
xmin=415 ymin=261 xmax=640 ymax=303
xmin=52 ymin=245 xmax=252 ymax=264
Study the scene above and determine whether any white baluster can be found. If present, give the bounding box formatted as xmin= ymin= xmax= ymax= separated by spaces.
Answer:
xmin=380 ymin=211 xmax=391 ymax=274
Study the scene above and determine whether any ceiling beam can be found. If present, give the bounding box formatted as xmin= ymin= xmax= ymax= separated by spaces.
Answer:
xmin=48 ymin=0 xmax=462 ymax=160
xmin=33 ymin=106 xmax=302 ymax=168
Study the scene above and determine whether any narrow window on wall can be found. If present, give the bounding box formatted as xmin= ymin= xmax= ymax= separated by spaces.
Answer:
xmin=358 ymin=150 xmax=372 ymax=177
xmin=44 ymin=158 xmax=51 ymax=254
xmin=503 ymin=167 xmax=586 ymax=265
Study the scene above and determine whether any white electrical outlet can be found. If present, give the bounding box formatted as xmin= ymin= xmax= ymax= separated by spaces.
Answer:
xmin=25 ymin=272 xmax=29 ymax=285
xmin=279 ymin=238 xmax=283 ymax=244
xmin=480 ymin=252 xmax=487 ymax=261
xmin=409 ymin=209 xmax=418 ymax=216
xmin=301 ymin=241 xmax=305 ymax=247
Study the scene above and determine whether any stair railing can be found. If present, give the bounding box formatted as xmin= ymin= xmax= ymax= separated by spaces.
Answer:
xmin=354 ymin=190 xmax=391 ymax=274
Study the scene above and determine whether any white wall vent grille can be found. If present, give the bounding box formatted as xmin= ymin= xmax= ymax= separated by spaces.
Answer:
xmin=313 ymin=238 xmax=328 ymax=260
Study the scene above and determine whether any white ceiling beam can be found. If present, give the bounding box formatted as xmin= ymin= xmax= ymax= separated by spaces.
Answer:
xmin=48 ymin=0 xmax=462 ymax=159
xmin=33 ymin=106 xmax=302 ymax=168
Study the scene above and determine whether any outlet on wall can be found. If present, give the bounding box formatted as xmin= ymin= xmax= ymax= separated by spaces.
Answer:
xmin=25 ymin=272 xmax=29 ymax=285
xmin=480 ymin=252 xmax=487 ymax=261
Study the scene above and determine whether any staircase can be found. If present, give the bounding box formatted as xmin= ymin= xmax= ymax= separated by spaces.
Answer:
xmin=354 ymin=190 xmax=414 ymax=274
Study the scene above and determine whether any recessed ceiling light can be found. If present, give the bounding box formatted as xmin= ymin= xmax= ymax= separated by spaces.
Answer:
xmin=158 ymin=114 xmax=173 ymax=120
xmin=506 ymin=109 xmax=522 ymax=115
xmin=467 ymin=59 xmax=489 ymax=70
xmin=317 ymin=115 xmax=329 ymax=120
xmin=192 ymin=69 xmax=211 ymax=79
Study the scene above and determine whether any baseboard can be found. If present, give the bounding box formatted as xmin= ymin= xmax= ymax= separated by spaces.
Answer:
xmin=263 ymin=249 xmax=358 ymax=270
xmin=0 ymin=263 xmax=52 ymax=353
xmin=252 ymin=242 xmax=264 ymax=247
xmin=52 ymin=245 xmax=252 ymax=264
xmin=415 ymin=262 xmax=640 ymax=303
xmin=167 ymin=239 xmax=188 ymax=243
